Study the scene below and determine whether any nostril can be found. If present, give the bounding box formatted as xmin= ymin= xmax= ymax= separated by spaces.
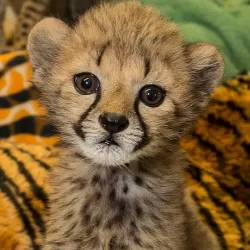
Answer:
xmin=99 ymin=113 xmax=129 ymax=133
xmin=118 ymin=116 xmax=129 ymax=129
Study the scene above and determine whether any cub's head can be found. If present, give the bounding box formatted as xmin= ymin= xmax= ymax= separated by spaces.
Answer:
xmin=28 ymin=2 xmax=224 ymax=167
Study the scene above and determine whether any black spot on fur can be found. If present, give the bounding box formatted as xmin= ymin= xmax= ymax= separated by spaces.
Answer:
xmin=109 ymin=236 xmax=117 ymax=250
xmin=123 ymin=184 xmax=129 ymax=194
xmin=24 ymin=13 xmax=32 ymax=19
xmin=83 ymin=214 xmax=91 ymax=225
xmin=82 ymin=202 xmax=90 ymax=213
xmin=130 ymin=221 xmax=137 ymax=230
xmin=91 ymin=174 xmax=100 ymax=185
xmin=95 ymin=216 xmax=101 ymax=228
xmin=118 ymin=199 xmax=126 ymax=212
xmin=95 ymin=192 xmax=102 ymax=201
xmin=134 ymin=176 xmax=144 ymax=186
xmin=111 ymin=168 xmax=118 ymax=175
xmin=105 ymin=212 xmax=124 ymax=229
xmin=109 ymin=189 xmax=116 ymax=201
xmin=21 ymin=31 xmax=28 ymax=37
xmin=22 ymin=22 xmax=29 ymax=29
xmin=109 ymin=236 xmax=128 ymax=250
xmin=99 ymin=178 xmax=106 ymax=187
xmin=134 ymin=236 xmax=142 ymax=246
xmin=135 ymin=204 xmax=143 ymax=217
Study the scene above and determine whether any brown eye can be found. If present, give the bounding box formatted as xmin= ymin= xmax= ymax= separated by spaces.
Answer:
xmin=140 ymin=85 xmax=165 ymax=107
xmin=74 ymin=72 xmax=100 ymax=95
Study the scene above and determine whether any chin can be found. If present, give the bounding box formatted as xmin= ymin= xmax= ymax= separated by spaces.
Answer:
xmin=79 ymin=142 xmax=133 ymax=167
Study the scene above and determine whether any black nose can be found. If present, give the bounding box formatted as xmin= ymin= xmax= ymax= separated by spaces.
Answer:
xmin=99 ymin=113 xmax=129 ymax=133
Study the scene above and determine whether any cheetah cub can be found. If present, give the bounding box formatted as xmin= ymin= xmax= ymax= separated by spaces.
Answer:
xmin=28 ymin=1 xmax=224 ymax=249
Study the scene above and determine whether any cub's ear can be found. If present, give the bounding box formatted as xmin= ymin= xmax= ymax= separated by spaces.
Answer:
xmin=27 ymin=17 xmax=70 ymax=73
xmin=186 ymin=43 xmax=224 ymax=99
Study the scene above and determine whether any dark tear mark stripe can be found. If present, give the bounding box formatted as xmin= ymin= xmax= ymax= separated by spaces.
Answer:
xmin=1 ymin=149 xmax=48 ymax=204
xmin=0 ymin=174 xmax=40 ymax=249
xmin=210 ymin=99 xmax=249 ymax=121
xmin=144 ymin=57 xmax=151 ymax=77
xmin=73 ymin=91 xmax=101 ymax=140
xmin=0 ymin=166 xmax=45 ymax=234
xmin=97 ymin=41 xmax=110 ymax=66
xmin=207 ymin=114 xmax=240 ymax=137
xmin=192 ymin=193 xmax=227 ymax=250
xmin=188 ymin=166 xmax=245 ymax=246
xmin=15 ymin=146 xmax=51 ymax=170
xmin=133 ymin=97 xmax=150 ymax=151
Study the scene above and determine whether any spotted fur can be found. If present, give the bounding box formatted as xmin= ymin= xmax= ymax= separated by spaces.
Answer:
xmin=28 ymin=2 xmax=224 ymax=249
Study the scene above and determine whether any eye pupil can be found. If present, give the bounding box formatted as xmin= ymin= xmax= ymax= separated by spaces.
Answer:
xmin=82 ymin=78 xmax=92 ymax=89
xmin=140 ymin=85 xmax=165 ymax=107
xmin=145 ymin=90 xmax=159 ymax=102
xmin=74 ymin=73 xmax=100 ymax=95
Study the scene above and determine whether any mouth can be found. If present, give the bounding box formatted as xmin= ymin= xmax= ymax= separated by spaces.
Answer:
xmin=100 ymin=136 xmax=119 ymax=146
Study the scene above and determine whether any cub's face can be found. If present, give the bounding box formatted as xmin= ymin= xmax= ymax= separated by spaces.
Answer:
xmin=28 ymin=2 xmax=224 ymax=167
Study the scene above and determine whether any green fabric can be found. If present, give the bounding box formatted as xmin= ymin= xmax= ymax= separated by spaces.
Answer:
xmin=142 ymin=0 xmax=250 ymax=80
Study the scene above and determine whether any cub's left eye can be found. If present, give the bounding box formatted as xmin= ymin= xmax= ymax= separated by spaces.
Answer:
xmin=73 ymin=72 xmax=100 ymax=95
xmin=140 ymin=85 xmax=165 ymax=107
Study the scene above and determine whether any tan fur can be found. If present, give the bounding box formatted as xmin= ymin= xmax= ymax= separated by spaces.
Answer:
xmin=28 ymin=1 xmax=224 ymax=249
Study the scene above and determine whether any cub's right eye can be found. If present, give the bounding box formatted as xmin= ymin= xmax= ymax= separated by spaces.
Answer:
xmin=73 ymin=72 xmax=100 ymax=95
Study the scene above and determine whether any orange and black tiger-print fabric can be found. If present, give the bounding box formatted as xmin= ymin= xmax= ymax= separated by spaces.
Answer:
xmin=0 ymin=52 xmax=250 ymax=249
xmin=0 ymin=51 xmax=57 ymax=145
xmin=0 ymin=141 xmax=57 ymax=250
xmin=182 ymin=73 xmax=250 ymax=250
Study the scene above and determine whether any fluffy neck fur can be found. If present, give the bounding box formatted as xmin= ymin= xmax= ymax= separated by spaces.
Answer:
xmin=48 ymin=145 xmax=187 ymax=249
